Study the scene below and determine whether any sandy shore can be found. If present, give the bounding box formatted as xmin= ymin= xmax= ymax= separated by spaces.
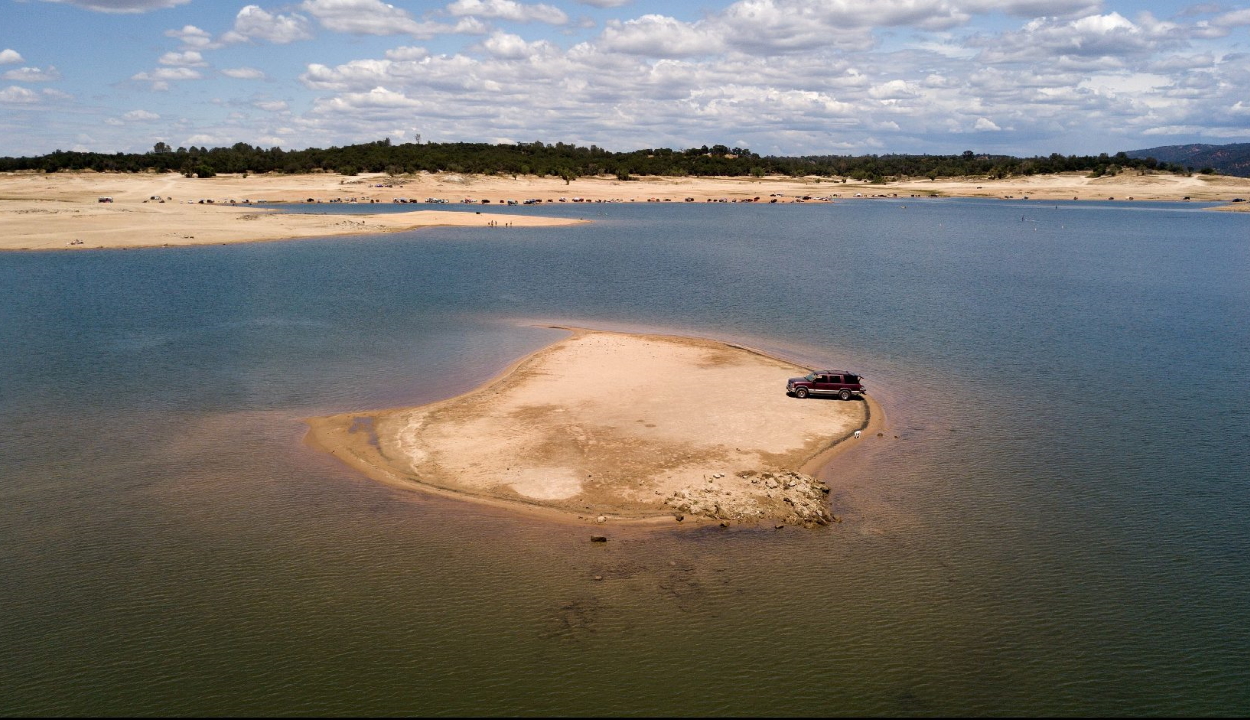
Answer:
xmin=0 ymin=171 xmax=586 ymax=251
xmin=900 ymin=171 xmax=1250 ymax=206
xmin=3 ymin=168 xmax=1246 ymax=250
xmin=306 ymin=329 xmax=885 ymax=527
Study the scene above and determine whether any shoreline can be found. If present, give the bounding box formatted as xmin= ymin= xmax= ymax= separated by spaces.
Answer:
xmin=3 ymin=170 xmax=1247 ymax=251
xmin=304 ymin=326 xmax=885 ymax=529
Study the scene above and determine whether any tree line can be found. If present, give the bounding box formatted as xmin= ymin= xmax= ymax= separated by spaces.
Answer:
xmin=0 ymin=139 xmax=1193 ymax=181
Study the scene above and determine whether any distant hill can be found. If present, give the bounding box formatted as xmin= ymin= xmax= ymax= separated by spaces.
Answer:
xmin=1124 ymin=143 xmax=1250 ymax=177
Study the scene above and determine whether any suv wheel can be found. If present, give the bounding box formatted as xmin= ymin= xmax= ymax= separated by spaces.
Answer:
xmin=794 ymin=387 xmax=809 ymax=399
xmin=839 ymin=389 xmax=852 ymax=401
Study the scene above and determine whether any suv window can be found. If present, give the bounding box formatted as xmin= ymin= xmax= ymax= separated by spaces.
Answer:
xmin=826 ymin=374 xmax=841 ymax=383
xmin=844 ymin=374 xmax=858 ymax=384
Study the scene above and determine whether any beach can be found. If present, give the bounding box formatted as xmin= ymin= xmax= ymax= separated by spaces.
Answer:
xmin=3 ymin=169 xmax=1248 ymax=251
xmin=306 ymin=329 xmax=883 ymax=527
xmin=0 ymin=171 xmax=587 ymax=251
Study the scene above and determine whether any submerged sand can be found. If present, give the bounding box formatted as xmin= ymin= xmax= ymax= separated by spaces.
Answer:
xmin=4 ymin=169 xmax=1247 ymax=250
xmin=306 ymin=329 xmax=882 ymax=526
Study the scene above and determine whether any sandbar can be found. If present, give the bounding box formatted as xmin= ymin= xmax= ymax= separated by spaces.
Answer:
xmin=306 ymin=329 xmax=883 ymax=526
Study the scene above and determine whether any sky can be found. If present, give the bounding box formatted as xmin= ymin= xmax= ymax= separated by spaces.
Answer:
xmin=0 ymin=0 xmax=1248 ymax=158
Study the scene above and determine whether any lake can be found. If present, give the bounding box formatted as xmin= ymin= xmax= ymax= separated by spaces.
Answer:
xmin=1 ymin=198 xmax=1247 ymax=715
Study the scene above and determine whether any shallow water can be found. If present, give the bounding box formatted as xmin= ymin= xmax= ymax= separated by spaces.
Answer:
xmin=1 ymin=199 xmax=1248 ymax=715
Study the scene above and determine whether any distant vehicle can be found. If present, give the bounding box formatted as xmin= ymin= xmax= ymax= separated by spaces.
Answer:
xmin=787 ymin=371 xmax=864 ymax=400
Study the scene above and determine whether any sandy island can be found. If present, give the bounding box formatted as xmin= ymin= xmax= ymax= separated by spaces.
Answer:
xmin=3 ymin=169 xmax=1247 ymax=251
xmin=306 ymin=329 xmax=884 ymax=527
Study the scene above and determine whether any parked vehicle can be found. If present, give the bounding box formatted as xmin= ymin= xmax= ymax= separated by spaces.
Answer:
xmin=787 ymin=371 xmax=864 ymax=400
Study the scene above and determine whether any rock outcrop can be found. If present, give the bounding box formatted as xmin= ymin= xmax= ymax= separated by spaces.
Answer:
xmin=661 ymin=470 xmax=833 ymax=527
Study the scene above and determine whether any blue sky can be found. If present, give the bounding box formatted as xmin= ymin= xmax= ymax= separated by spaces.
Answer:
xmin=1 ymin=0 xmax=1248 ymax=158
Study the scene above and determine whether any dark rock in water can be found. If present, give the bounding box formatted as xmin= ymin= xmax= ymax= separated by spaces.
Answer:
xmin=590 ymin=535 xmax=608 ymax=542
xmin=675 ymin=515 xmax=684 ymax=522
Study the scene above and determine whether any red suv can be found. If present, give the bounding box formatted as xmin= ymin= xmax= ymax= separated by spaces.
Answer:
xmin=787 ymin=371 xmax=864 ymax=400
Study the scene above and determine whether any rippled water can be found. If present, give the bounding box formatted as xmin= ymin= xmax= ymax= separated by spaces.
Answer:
xmin=2 ymin=199 xmax=1247 ymax=715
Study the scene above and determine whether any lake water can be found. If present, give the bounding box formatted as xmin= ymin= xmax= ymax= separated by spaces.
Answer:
xmin=2 ymin=198 xmax=1247 ymax=715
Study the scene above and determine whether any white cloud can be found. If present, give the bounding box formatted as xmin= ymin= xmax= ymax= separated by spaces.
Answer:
xmin=300 ymin=4 xmax=485 ymax=39
xmin=165 ymin=25 xmax=219 ymax=49
xmin=301 ymin=60 xmax=397 ymax=91
xmin=184 ymin=133 xmax=226 ymax=146
xmin=301 ymin=0 xmax=430 ymax=36
xmin=132 ymin=66 xmax=202 ymax=90
xmin=39 ymin=0 xmax=190 ymax=12
xmin=869 ymin=79 xmax=920 ymax=100
xmin=132 ymin=67 xmax=201 ymax=81
xmin=221 ymin=5 xmax=314 ymax=45
xmin=725 ymin=0 xmax=968 ymax=34
xmin=123 ymin=109 xmax=160 ymax=121
xmin=1215 ymin=8 xmax=1250 ymax=26
xmin=385 ymin=46 xmax=430 ymax=61
xmin=159 ymin=51 xmax=207 ymax=67
xmin=222 ymin=67 xmax=266 ymax=79
xmin=3 ymin=66 xmax=62 ymax=82
xmin=594 ymin=0 xmax=983 ymax=58
xmin=10 ymin=0 xmax=1250 ymax=157
xmin=447 ymin=0 xmax=568 ymax=25
xmin=973 ymin=12 xmax=1189 ymax=65
xmin=42 ymin=88 xmax=73 ymax=100
xmin=270 ymin=0 xmax=1250 ymax=157
xmin=316 ymin=86 xmax=421 ymax=112
xmin=0 ymin=85 xmax=40 ymax=103
xmin=599 ymin=15 xmax=723 ymax=56
xmin=482 ymin=31 xmax=556 ymax=59
xmin=960 ymin=0 xmax=1101 ymax=17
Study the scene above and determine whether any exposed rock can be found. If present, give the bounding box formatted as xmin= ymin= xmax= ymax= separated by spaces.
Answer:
xmin=590 ymin=535 xmax=607 ymax=542
xmin=659 ymin=469 xmax=833 ymax=528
